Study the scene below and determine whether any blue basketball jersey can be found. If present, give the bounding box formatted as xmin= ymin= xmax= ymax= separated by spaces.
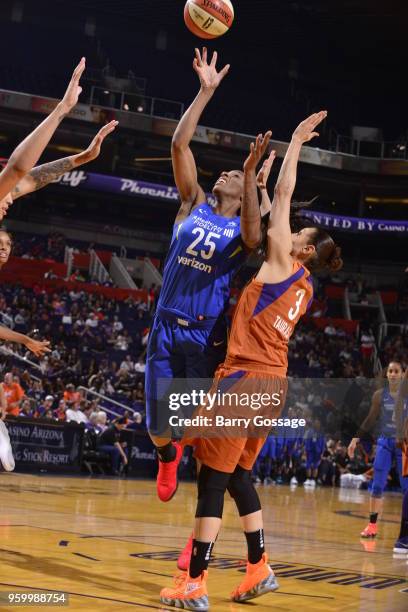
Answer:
xmin=378 ymin=388 xmax=407 ymax=438
xmin=158 ymin=203 xmax=245 ymax=319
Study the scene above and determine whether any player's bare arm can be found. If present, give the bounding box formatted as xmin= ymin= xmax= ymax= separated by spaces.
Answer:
xmin=241 ymin=132 xmax=272 ymax=249
xmin=11 ymin=121 xmax=118 ymax=200
xmin=0 ymin=326 xmax=51 ymax=357
xmin=257 ymin=111 xmax=327 ymax=282
xmin=0 ymin=58 xmax=86 ymax=201
xmin=172 ymin=47 xmax=230 ymax=223
xmin=257 ymin=150 xmax=276 ymax=217
xmin=348 ymin=389 xmax=382 ymax=458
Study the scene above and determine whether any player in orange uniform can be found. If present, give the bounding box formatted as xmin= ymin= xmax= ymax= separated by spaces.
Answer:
xmin=394 ymin=368 xmax=408 ymax=554
xmin=160 ymin=111 xmax=343 ymax=611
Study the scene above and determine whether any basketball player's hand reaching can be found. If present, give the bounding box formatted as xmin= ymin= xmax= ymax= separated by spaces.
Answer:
xmin=292 ymin=111 xmax=328 ymax=144
xmin=256 ymin=149 xmax=277 ymax=189
xmin=75 ymin=121 xmax=119 ymax=164
xmin=243 ymin=132 xmax=273 ymax=173
xmin=60 ymin=57 xmax=86 ymax=112
xmin=24 ymin=338 xmax=51 ymax=357
xmin=193 ymin=47 xmax=230 ymax=91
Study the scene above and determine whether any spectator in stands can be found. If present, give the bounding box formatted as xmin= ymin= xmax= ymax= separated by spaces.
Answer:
xmin=324 ymin=320 xmax=337 ymax=337
xmin=37 ymin=394 xmax=54 ymax=417
xmin=332 ymin=442 xmax=351 ymax=485
xmin=134 ymin=381 xmax=145 ymax=403
xmin=134 ymin=356 xmax=146 ymax=373
xmin=20 ymin=399 xmax=33 ymax=418
xmin=3 ymin=372 xmax=25 ymax=416
xmin=63 ymin=383 xmax=80 ymax=407
xmin=95 ymin=410 xmax=108 ymax=432
xmin=66 ymin=400 xmax=88 ymax=425
xmin=360 ymin=328 xmax=375 ymax=359
xmin=113 ymin=315 xmax=123 ymax=332
xmin=54 ymin=399 xmax=67 ymax=421
xmin=120 ymin=355 xmax=134 ymax=372
xmin=85 ymin=312 xmax=99 ymax=328
xmin=97 ymin=416 xmax=128 ymax=474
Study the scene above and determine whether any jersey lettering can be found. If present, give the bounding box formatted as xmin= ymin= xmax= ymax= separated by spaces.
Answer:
xmin=288 ymin=289 xmax=306 ymax=321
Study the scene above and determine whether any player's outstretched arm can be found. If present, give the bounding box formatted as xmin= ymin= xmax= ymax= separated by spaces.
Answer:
xmin=268 ymin=111 xmax=327 ymax=245
xmin=0 ymin=58 xmax=86 ymax=201
xmin=11 ymin=121 xmax=118 ymax=200
xmin=257 ymin=150 xmax=276 ymax=217
xmin=0 ymin=326 xmax=51 ymax=357
xmin=242 ymin=132 xmax=272 ymax=249
xmin=172 ymin=47 xmax=230 ymax=223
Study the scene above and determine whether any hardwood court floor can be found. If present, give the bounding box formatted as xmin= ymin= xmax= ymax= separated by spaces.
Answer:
xmin=0 ymin=473 xmax=407 ymax=611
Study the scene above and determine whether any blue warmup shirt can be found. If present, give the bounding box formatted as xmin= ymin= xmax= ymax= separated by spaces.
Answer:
xmin=377 ymin=388 xmax=407 ymax=438
xmin=158 ymin=203 xmax=245 ymax=319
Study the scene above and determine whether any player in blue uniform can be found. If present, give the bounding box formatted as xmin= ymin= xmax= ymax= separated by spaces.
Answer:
xmin=147 ymin=48 xmax=274 ymax=503
xmin=304 ymin=419 xmax=326 ymax=488
xmin=348 ymin=361 xmax=408 ymax=538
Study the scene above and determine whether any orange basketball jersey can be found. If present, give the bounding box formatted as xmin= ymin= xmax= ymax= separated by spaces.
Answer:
xmin=225 ymin=262 xmax=313 ymax=375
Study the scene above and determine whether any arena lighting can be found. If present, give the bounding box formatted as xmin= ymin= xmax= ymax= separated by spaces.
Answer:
xmin=103 ymin=90 xmax=110 ymax=94
xmin=137 ymin=105 xmax=144 ymax=112
xmin=49 ymin=145 xmax=82 ymax=154
xmin=365 ymin=196 xmax=408 ymax=205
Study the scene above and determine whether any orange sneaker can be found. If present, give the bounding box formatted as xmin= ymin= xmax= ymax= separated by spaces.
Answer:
xmin=156 ymin=441 xmax=183 ymax=502
xmin=360 ymin=522 xmax=378 ymax=538
xmin=177 ymin=533 xmax=194 ymax=571
xmin=160 ymin=570 xmax=209 ymax=611
xmin=230 ymin=553 xmax=279 ymax=603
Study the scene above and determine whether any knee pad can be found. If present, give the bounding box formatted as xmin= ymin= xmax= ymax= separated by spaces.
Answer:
xmin=227 ymin=465 xmax=261 ymax=517
xmin=371 ymin=485 xmax=384 ymax=499
xmin=195 ymin=464 xmax=231 ymax=519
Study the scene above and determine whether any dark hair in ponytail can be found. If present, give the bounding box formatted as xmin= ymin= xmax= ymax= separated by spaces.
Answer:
xmin=258 ymin=197 xmax=318 ymax=259
xmin=305 ymin=227 xmax=343 ymax=273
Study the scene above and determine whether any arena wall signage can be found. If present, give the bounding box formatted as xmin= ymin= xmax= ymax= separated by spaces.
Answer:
xmin=2 ymin=89 xmax=408 ymax=175
xmin=6 ymin=417 xmax=84 ymax=473
xmin=52 ymin=171 xmax=407 ymax=234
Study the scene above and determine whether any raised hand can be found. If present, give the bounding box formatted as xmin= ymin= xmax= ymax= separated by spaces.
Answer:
xmin=24 ymin=338 xmax=51 ymax=357
xmin=257 ymin=149 xmax=276 ymax=189
xmin=61 ymin=57 xmax=86 ymax=112
xmin=243 ymin=131 xmax=273 ymax=173
xmin=292 ymin=111 xmax=327 ymax=145
xmin=193 ymin=47 xmax=230 ymax=92
xmin=76 ymin=121 xmax=119 ymax=164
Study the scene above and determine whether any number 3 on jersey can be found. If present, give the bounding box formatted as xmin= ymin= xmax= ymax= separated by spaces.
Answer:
xmin=288 ymin=289 xmax=306 ymax=321
xmin=186 ymin=228 xmax=220 ymax=260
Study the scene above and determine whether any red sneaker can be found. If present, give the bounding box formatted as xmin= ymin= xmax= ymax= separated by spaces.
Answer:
xmin=360 ymin=522 xmax=378 ymax=538
xmin=157 ymin=441 xmax=183 ymax=502
xmin=177 ymin=533 xmax=194 ymax=571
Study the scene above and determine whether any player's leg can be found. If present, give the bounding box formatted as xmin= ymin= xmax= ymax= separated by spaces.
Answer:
xmin=361 ymin=442 xmax=391 ymax=537
xmin=228 ymin=447 xmax=279 ymax=603
xmin=145 ymin=318 xmax=184 ymax=501
xmin=304 ymin=444 xmax=314 ymax=487
xmin=160 ymin=464 xmax=231 ymax=610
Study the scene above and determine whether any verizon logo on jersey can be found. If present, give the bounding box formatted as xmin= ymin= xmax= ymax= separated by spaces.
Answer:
xmin=273 ymin=314 xmax=293 ymax=340
xmin=177 ymin=255 xmax=212 ymax=274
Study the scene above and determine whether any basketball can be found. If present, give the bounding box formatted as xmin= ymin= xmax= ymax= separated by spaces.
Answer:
xmin=184 ymin=0 xmax=234 ymax=39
